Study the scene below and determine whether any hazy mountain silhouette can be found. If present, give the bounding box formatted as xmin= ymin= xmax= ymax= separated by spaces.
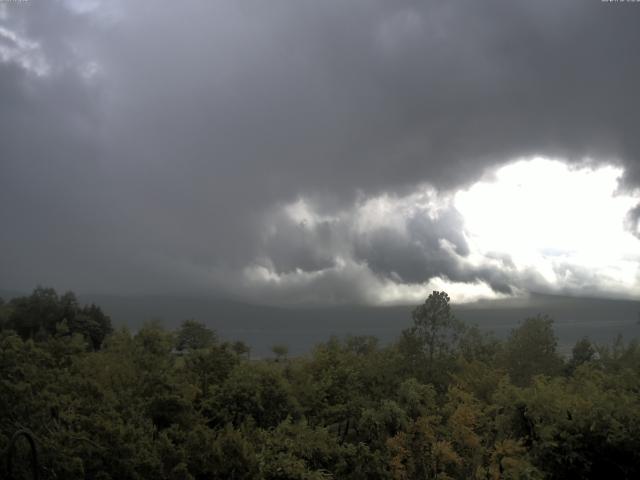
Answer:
xmin=82 ymin=293 xmax=640 ymax=356
xmin=2 ymin=289 xmax=637 ymax=357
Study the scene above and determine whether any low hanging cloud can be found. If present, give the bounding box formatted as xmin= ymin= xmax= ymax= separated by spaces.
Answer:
xmin=1 ymin=1 xmax=640 ymax=303
xmin=626 ymin=204 xmax=640 ymax=239
xmin=241 ymin=159 xmax=640 ymax=304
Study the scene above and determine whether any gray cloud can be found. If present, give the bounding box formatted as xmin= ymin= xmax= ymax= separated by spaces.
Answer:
xmin=626 ymin=204 xmax=640 ymax=239
xmin=261 ymin=212 xmax=339 ymax=275
xmin=353 ymin=209 xmax=469 ymax=283
xmin=354 ymin=216 xmax=523 ymax=295
xmin=1 ymin=0 xmax=640 ymax=301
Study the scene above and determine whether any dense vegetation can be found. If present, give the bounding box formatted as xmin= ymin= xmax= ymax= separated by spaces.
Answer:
xmin=2 ymin=288 xmax=640 ymax=479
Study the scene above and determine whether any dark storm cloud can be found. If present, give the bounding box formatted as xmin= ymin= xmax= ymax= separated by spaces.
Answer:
xmin=251 ymin=196 xmax=549 ymax=303
xmin=1 ymin=0 xmax=640 ymax=301
xmin=261 ymin=211 xmax=339 ymax=275
xmin=331 ymin=204 xmax=523 ymax=296
xmin=353 ymin=209 xmax=469 ymax=284
xmin=626 ymin=204 xmax=640 ymax=239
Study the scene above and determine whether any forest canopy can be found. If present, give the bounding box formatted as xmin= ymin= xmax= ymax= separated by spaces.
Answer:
xmin=1 ymin=288 xmax=640 ymax=479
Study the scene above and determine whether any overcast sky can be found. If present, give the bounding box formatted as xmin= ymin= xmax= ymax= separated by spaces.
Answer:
xmin=1 ymin=0 xmax=640 ymax=305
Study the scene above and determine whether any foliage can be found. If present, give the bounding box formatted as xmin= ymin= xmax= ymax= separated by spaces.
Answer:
xmin=399 ymin=291 xmax=465 ymax=387
xmin=4 ymin=287 xmax=112 ymax=350
xmin=175 ymin=319 xmax=217 ymax=352
xmin=1 ymin=289 xmax=639 ymax=479
xmin=502 ymin=315 xmax=564 ymax=386
xmin=271 ymin=344 xmax=289 ymax=362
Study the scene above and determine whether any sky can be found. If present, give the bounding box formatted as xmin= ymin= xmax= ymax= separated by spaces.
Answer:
xmin=1 ymin=0 xmax=640 ymax=305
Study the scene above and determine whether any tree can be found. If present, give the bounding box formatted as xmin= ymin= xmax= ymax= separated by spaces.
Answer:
xmin=503 ymin=315 xmax=564 ymax=386
xmin=7 ymin=286 xmax=61 ymax=339
xmin=410 ymin=291 xmax=463 ymax=362
xmin=6 ymin=287 xmax=112 ymax=349
xmin=566 ymin=337 xmax=596 ymax=374
xmin=387 ymin=415 xmax=461 ymax=480
xmin=185 ymin=344 xmax=237 ymax=397
xmin=69 ymin=304 xmax=113 ymax=350
xmin=175 ymin=319 xmax=217 ymax=352
xmin=399 ymin=291 xmax=464 ymax=383
xmin=232 ymin=340 xmax=251 ymax=359
xmin=215 ymin=363 xmax=297 ymax=428
xmin=344 ymin=335 xmax=379 ymax=355
xmin=272 ymin=344 xmax=289 ymax=362
xmin=0 ymin=297 xmax=9 ymax=331
xmin=6 ymin=283 xmax=640 ymax=479
xmin=134 ymin=320 xmax=174 ymax=358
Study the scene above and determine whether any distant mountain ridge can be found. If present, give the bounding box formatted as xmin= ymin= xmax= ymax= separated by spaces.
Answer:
xmin=1 ymin=289 xmax=638 ymax=356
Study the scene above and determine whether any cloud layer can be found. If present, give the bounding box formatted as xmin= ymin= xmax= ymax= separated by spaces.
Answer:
xmin=1 ymin=0 xmax=640 ymax=303
xmin=243 ymin=160 xmax=640 ymax=304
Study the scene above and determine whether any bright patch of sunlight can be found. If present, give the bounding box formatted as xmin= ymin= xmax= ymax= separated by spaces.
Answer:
xmin=455 ymin=157 xmax=640 ymax=294
xmin=377 ymin=277 xmax=511 ymax=305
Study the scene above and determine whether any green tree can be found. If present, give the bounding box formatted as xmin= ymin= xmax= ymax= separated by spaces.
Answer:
xmin=503 ymin=315 xmax=564 ymax=386
xmin=175 ymin=319 xmax=217 ymax=352
xmin=409 ymin=291 xmax=463 ymax=361
xmin=7 ymin=286 xmax=61 ymax=339
xmin=135 ymin=320 xmax=174 ymax=356
xmin=344 ymin=335 xmax=379 ymax=355
xmin=0 ymin=297 xmax=10 ymax=331
xmin=184 ymin=344 xmax=237 ymax=398
xmin=215 ymin=363 xmax=298 ymax=429
xmin=6 ymin=288 xmax=112 ymax=349
xmin=399 ymin=291 xmax=464 ymax=385
xmin=566 ymin=337 xmax=596 ymax=374
xmin=231 ymin=340 xmax=251 ymax=359
xmin=68 ymin=304 xmax=113 ymax=350
xmin=272 ymin=344 xmax=289 ymax=362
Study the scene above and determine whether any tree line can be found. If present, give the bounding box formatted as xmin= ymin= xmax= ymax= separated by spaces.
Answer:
xmin=1 ymin=288 xmax=640 ymax=479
